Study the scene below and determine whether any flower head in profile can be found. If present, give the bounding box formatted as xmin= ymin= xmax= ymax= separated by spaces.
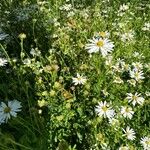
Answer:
xmin=121 ymin=106 xmax=134 ymax=119
xmin=72 ymin=73 xmax=87 ymax=85
xmin=0 ymin=100 xmax=22 ymax=123
xmin=126 ymin=92 xmax=145 ymax=106
xmin=140 ymin=136 xmax=150 ymax=150
xmin=85 ymin=37 xmax=114 ymax=57
xmin=122 ymin=126 xmax=136 ymax=140
xmin=95 ymin=101 xmax=115 ymax=119
xmin=0 ymin=58 xmax=8 ymax=67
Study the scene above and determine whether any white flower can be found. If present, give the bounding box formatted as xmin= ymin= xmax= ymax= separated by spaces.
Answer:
xmin=113 ymin=76 xmax=124 ymax=84
xmin=120 ymin=31 xmax=134 ymax=42
xmin=23 ymin=58 xmax=31 ymax=66
xmin=142 ymin=22 xmax=150 ymax=31
xmin=119 ymin=4 xmax=129 ymax=11
xmin=130 ymin=69 xmax=144 ymax=81
xmin=145 ymin=91 xmax=150 ymax=97
xmin=72 ymin=73 xmax=87 ymax=85
xmin=0 ymin=100 xmax=22 ymax=123
xmin=95 ymin=101 xmax=115 ymax=119
xmin=122 ymin=126 xmax=136 ymax=140
xmin=85 ymin=37 xmax=114 ymax=57
xmin=105 ymin=55 xmax=113 ymax=66
xmin=126 ymin=92 xmax=145 ymax=106
xmin=95 ymin=31 xmax=110 ymax=38
xmin=127 ymin=79 xmax=136 ymax=87
xmin=132 ymin=62 xmax=143 ymax=71
xmin=109 ymin=117 xmax=119 ymax=126
xmin=121 ymin=106 xmax=134 ymax=119
xmin=30 ymin=48 xmax=41 ymax=57
xmin=118 ymin=146 xmax=129 ymax=150
xmin=0 ymin=58 xmax=8 ymax=66
xmin=140 ymin=136 xmax=150 ymax=150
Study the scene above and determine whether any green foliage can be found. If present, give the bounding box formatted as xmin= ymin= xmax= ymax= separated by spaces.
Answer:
xmin=0 ymin=0 xmax=150 ymax=150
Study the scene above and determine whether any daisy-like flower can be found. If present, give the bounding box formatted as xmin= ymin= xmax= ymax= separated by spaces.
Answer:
xmin=130 ymin=69 xmax=144 ymax=81
xmin=121 ymin=106 xmax=134 ymax=119
xmin=85 ymin=37 xmax=114 ymax=57
xmin=140 ymin=136 xmax=150 ymax=150
xmin=72 ymin=73 xmax=87 ymax=85
xmin=120 ymin=31 xmax=134 ymax=42
xmin=132 ymin=62 xmax=143 ymax=71
xmin=0 ymin=100 xmax=22 ymax=123
xmin=126 ymin=92 xmax=145 ymax=106
xmin=0 ymin=58 xmax=8 ymax=66
xmin=95 ymin=101 xmax=115 ymax=119
xmin=122 ymin=126 xmax=136 ymax=140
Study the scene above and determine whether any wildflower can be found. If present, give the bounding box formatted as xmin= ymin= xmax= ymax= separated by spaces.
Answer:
xmin=130 ymin=69 xmax=144 ymax=81
xmin=119 ymin=146 xmax=129 ymax=150
xmin=95 ymin=101 xmax=115 ymax=119
xmin=0 ymin=100 xmax=22 ymax=123
xmin=132 ymin=62 xmax=143 ymax=71
xmin=72 ymin=73 xmax=87 ymax=85
xmin=30 ymin=48 xmax=41 ymax=57
xmin=109 ymin=117 xmax=119 ymax=126
xmin=140 ymin=136 xmax=150 ymax=150
xmin=122 ymin=126 xmax=136 ymax=140
xmin=18 ymin=33 xmax=26 ymax=39
xmin=85 ymin=37 xmax=114 ymax=57
xmin=126 ymin=92 xmax=145 ymax=106
xmin=120 ymin=31 xmax=134 ymax=42
xmin=23 ymin=58 xmax=31 ymax=66
xmin=121 ymin=106 xmax=134 ymax=119
xmin=0 ymin=58 xmax=8 ymax=66
xmin=105 ymin=55 xmax=113 ymax=67
xmin=119 ymin=4 xmax=129 ymax=11
xmin=145 ymin=91 xmax=150 ymax=97
xmin=38 ymin=100 xmax=48 ymax=107
xmin=127 ymin=79 xmax=136 ymax=87
xmin=95 ymin=31 xmax=110 ymax=38
xmin=113 ymin=76 xmax=124 ymax=84
xmin=142 ymin=22 xmax=150 ymax=31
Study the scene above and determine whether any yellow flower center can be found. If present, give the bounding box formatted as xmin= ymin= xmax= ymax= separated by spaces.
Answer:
xmin=132 ymin=95 xmax=137 ymax=101
xmin=97 ymin=40 xmax=104 ymax=47
xmin=77 ymin=77 xmax=82 ymax=81
xmin=4 ymin=107 xmax=11 ymax=113
xmin=102 ymin=106 xmax=108 ymax=112
xmin=146 ymin=140 xmax=150 ymax=145
xmin=99 ymin=32 xmax=106 ymax=37
xmin=125 ymin=107 xmax=130 ymax=113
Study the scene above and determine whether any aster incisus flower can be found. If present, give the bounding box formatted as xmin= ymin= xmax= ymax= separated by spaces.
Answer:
xmin=0 ymin=58 xmax=8 ymax=66
xmin=85 ymin=37 xmax=114 ymax=57
xmin=121 ymin=106 xmax=134 ymax=119
xmin=122 ymin=126 xmax=136 ymax=140
xmin=0 ymin=100 xmax=22 ymax=123
xmin=95 ymin=101 xmax=115 ymax=119
xmin=140 ymin=136 xmax=150 ymax=150
xmin=126 ymin=92 xmax=145 ymax=106
xmin=72 ymin=73 xmax=87 ymax=85
xmin=130 ymin=69 xmax=144 ymax=81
